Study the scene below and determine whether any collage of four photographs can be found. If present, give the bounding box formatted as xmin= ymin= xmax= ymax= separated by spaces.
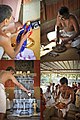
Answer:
xmin=0 ymin=0 xmax=80 ymax=120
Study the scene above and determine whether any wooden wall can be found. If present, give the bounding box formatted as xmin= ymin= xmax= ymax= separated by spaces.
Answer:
xmin=22 ymin=0 xmax=40 ymax=24
xmin=41 ymin=0 xmax=80 ymax=23
xmin=0 ymin=60 xmax=15 ymax=70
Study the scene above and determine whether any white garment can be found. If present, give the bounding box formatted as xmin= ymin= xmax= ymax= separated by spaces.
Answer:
xmin=6 ymin=98 xmax=11 ymax=110
xmin=59 ymin=30 xmax=75 ymax=37
xmin=0 ymin=47 xmax=4 ymax=59
xmin=58 ymin=94 xmax=71 ymax=117
xmin=71 ymin=37 xmax=80 ymax=48
xmin=15 ymin=48 xmax=36 ymax=60
xmin=75 ymin=89 xmax=80 ymax=107
xmin=60 ymin=30 xmax=80 ymax=48
xmin=47 ymin=30 xmax=80 ymax=48
xmin=0 ymin=83 xmax=6 ymax=113
xmin=1 ymin=47 xmax=36 ymax=60
xmin=44 ymin=92 xmax=55 ymax=107
xmin=47 ymin=31 xmax=56 ymax=41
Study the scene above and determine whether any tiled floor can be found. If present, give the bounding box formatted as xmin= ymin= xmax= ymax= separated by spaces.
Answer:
xmin=6 ymin=111 xmax=40 ymax=120
xmin=6 ymin=116 xmax=40 ymax=120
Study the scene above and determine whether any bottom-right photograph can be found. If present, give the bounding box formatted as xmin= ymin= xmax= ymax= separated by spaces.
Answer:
xmin=40 ymin=60 xmax=80 ymax=120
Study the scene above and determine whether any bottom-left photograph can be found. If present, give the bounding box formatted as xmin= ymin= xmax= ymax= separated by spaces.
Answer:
xmin=0 ymin=60 xmax=40 ymax=120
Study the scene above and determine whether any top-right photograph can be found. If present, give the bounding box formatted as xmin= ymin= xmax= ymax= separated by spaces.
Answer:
xmin=40 ymin=0 xmax=80 ymax=61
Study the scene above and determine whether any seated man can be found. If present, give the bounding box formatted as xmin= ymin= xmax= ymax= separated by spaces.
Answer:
xmin=47 ymin=6 xmax=80 ymax=48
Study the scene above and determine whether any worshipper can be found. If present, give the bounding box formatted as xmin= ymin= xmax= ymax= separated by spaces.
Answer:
xmin=49 ymin=82 xmax=55 ymax=99
xmin=0 ymin=66 xmax=30 ymax=120
xmin=47 ymin=6 xmax=80 ymax=48
xmin=55 ymin=77 xmax=74 ymax=118
xmin=43 ymin=77 xmax=74 ymax=120
xmin=0 ymin=5 xmax=30 ymax=59
xmin=72 ymin=82 xmax=78 ymax=104
xmin=75 ymin=86 xmax=80 ymax=120
xmin=75 ymin=87 xmax=80 ymax=108
xmin=40 ymin=88 xmax=46 ymax=120
xmin=52 ymin=83 xmax=55 ymax=93
xmin=54 ymin=84 xmax=60 ymax=100
xmin=77 ymin=82 xmax=80 ymax=89
xmin=43 ymin=86 xmax=55 ymax=107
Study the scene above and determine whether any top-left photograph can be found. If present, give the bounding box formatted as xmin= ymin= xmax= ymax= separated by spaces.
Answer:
xmin=0 ymin=0 xmax=40 ymax=60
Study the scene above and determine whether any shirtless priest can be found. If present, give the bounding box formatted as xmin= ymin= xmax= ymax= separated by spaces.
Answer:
xmin=55 ymin=77 xmax=74 ymax=118
xmin=0 ymin=5 xmax=30 ymax=59
xmin=43 ymin=77 xmax=74 ymax=120
xmin=47 ymin=6 xmax=80 ymax=48
xmin=0 ymin=66 xmax=30 ymax=120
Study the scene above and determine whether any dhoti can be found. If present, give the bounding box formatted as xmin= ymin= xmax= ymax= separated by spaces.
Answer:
xmin=0 ymin=83 xmax=6 ymax=113
xmin=56 ymin=95 xmax=71 ymax=117
xmin=47 ymin=30 xmax=80 ymax=48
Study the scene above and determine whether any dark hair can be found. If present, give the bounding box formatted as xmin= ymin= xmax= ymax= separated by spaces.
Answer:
xmin=0 ymin=4 xmax=12 ymax=23
xmin=58 ymin=6 xmax=69 ymax=17
xmin=6 ymin=66 xmax=15 ymax=73
xmin=40 ymin=88 xmax=43 ymax=94
xmin=78 ymin=83 xmax=80 ymax=86
xmin=53 ymin=83 xmax=55 ymax=86
xmin=60 ymin=77 xmax=68 ymax=85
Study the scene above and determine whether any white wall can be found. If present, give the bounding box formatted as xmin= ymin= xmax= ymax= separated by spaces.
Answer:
xmin=0 ymin=0 xmax=40 ymax=24
xmin=23 ymin=0 xmax=40 ymax=24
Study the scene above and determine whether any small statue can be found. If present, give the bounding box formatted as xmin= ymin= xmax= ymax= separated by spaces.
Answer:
xmin=33 ymin=99 xmax=38 ymax=115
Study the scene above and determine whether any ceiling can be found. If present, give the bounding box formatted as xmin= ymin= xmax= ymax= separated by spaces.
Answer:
xmin=41 ymin=60 xmax=80 ymax=74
